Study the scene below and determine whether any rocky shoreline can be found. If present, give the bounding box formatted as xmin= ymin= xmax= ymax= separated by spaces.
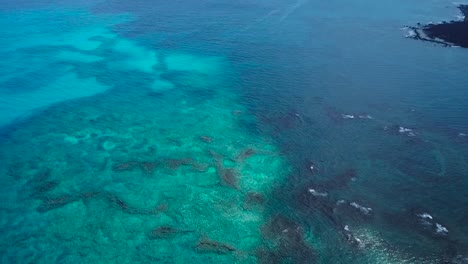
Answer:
xmin=406 ymin=4 xmax=468 ymax=48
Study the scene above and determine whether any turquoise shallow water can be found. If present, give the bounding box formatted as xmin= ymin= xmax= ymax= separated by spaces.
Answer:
xmin=0 ymin=0 xmax=468 ymax=263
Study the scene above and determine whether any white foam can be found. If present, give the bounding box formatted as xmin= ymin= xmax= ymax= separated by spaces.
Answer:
xmin=398 ymin=126 xmax=417 ymax=136
xmin=308 ymin=188 xmax=328 ymax=197
xmin=342 ymin=114 xmax=355 ymax=119
xmin=336 ymin=199 xmax=346 ymax=205
xmin=344 ymin=225 xmax=350 ymax=231
xmin=417 ymin=213 xmax=433 ymax=220
xmin=399 ymin=127 xmax=412 ymax=133
xmin=405 ymin=29 xmax=417 ymax=38
xmin=458 ymin=132 xmax=467 ymax=137
xmin=350 ymin=202 xmax=372 ymax=215
xmin=358 ymin=114 xmax=373 ymax=119
xmin=435 ymin=223 xmax=448 ymax=235
xmin=354 ymin=237 xmax=364 ymax=248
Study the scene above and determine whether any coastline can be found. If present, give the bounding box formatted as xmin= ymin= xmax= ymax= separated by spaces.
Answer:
xmin=407 ymin=4 xmax=468 ymax=48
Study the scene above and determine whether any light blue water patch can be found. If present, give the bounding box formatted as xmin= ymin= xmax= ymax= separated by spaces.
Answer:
xmin=151 ymin=79 xmax=175 ymax=91
xmin=162 ymin=52 xmax=230 ymax=88
xmin=165 ymin=53 xmax=224 ymax=75
xmin=0 ymin=7 xmax=130 ymax=127
xmin=0 ymin=73 xmax=110 ymax=126
xmin=110 ymin=38 xmax=158 ymax=73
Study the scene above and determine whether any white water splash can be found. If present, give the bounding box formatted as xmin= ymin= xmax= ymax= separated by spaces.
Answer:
xmin=399 ymin=127 xmax=412 ymax=133
xmin=417 ymin=213 xmax=433 ymax=220
xmin=308 ymin=188 xmax=328 ymax=197
xmin=435 ymin=223 xmax=449 ymax=235
xmin=358 ymin=114 xmax=373 ymax=119
xmin=342 ymin=114 xmax=355 ymax=119
xmin=405 ymin=29 xmax=417 ymax=38
xmin=399 ymin=126 xmax=416 ymax=136
xmin=336 ymin=199 xmax=346 ymax=205
xmin=350 ymin=202 xmax=373 ymax=215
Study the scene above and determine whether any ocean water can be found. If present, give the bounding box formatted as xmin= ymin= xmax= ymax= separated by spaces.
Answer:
xmin=0 ymin=0 xmax=467 ymax=263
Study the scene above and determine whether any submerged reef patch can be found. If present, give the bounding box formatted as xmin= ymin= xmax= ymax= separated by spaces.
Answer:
xmin=258 ymin=215 xmax=316 ymax=264
xmin=195 ymin=237 xmax=237 ymax=255
xmin=148 ymin=226 xmax=194 ymax=239
xmin=0 ymin=36 xmax=291 ymax=262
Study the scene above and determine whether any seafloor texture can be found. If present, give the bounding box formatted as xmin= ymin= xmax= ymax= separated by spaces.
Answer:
xmin=0 ymin=5 xmax=292 ymax=263
xmin=407 ymin=4 xmax=468 ymax=47
xmin=1 ymin=0 xmax=468 ymax=263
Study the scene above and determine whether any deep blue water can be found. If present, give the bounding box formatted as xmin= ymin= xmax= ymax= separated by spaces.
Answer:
xmin=1 ymin=0 xmax=467 ymax=263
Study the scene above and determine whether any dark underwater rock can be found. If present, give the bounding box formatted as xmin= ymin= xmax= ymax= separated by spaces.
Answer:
xmin=31 ymin=181 xmax=59 ymax=198
xmin=293 ymin=185 xmax=339 ymax=227
xmin=220 ymin=168 xmax=239 ymax=189
xmin=112 ymin=160 xmax=160 ymax=174
xmin=324 ymin=106 xmax=345 ymax=124
xmin=37 ymin=190 xmax=160 ymax=215
xmin=140 ymin=161 xmax=158 ymax=174
xmin=257 ymin=110 xmax=303 ymax=133
xmin=112 ymin=161 xmax=140 ymax=172
xmin=199 ymin=135 xmax=213 ymax=143
xmin=315 ymin=168 xmax=357 ymax=190
xmin=25 ymin=168 xmax=59 ymax=198
xmin=244 ymin=192 xmax=265 ymax=210
xmin=107 ymin=194 xmax=128 ymax=210
xmin=255 ymin=248 xmax=282 ymax=264
xmin=34 ymin=168 xmax=52 ymax=181
xmin=112 ymin=157 xmax=208 ymax=175
xmin=37 ymin=195 xmax=80 ymax=212
xmin=191 ymin=162 xmax=209 ymax=172
xmin=209 ymin=150 xmax=239 ymax=189
xmin=149 ymin=226 xmax=193 ymax=239
xmin=259 ymin=215 xmax=317 ymax=264
xmin=235 ymin=148 xmax=256 ymax=162
xmin=195 ymin=237 xmax=236 ymax=254
xmin=164 ymin=158 xmax=194 ymax=170
xmin=150 ymin=226 xmax=178 ymax=239
xmin=407 ymin=5 xmax=468 ymax=48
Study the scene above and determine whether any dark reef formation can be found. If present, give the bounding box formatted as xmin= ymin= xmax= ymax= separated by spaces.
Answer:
xmin=36 ymin=190 xmax=161 ymax=215
xmin=257 ymin=215 xmax=316 ymax=264
xmin=209 ymin=150 xmax=239 ymax=189
xmin=195 ymin=237 xmax=237 ymax=254
xmin=407 ymin=5 xmax=468 ymax=47
xmin=148 ymin=226 xmax=194 ymax=239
